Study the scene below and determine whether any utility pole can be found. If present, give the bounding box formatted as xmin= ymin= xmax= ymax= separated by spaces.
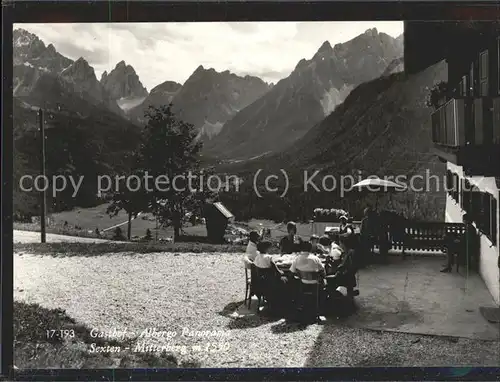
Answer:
xmin=39 ymin=108 xmax=46 ymax=243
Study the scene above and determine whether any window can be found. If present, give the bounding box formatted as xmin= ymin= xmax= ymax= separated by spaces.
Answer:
xmin=452 ymin=173 xmax=460 ymax=203
xmin=497 ymin=37 xmax=500 ymax=95
xmin=470 ymin=61 xmax=475 ymax=96
xmin=466 ymin=186 xmax=497 ymax=244
xmin=447 ymin=171 xmax=460 ymax=203
xmin=462 ymin=179 xmax=471 ymax=213
xmin=479 ymin=50 xmax=489 ymax=96
xmin=491 ymin=197 xmax=497 ymax=245
xmin=460 ymin=178 xmax=465 ymax=209
xmin=446 ymin=170 xmax=453 ymax=197
xmin=471 ymin=185 xmax=482 ymax=221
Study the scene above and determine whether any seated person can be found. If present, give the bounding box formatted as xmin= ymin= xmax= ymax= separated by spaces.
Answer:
xmin=319 ymin=235 xmax=332 ymax=247
xmin=254 ymin=241 xmax=290 ymax=314
xmin=254 ymin=241 xmax=274 ymax=269
xmin=280 ymin=221 xmax=301 ymax=254
xmin=311 ymin=234 xmax=329 ymax=257
xmin=327 ymin=237 xmax=357 ymax=294
xmin=325 ymin=241 xmax=344 ymax=275
xmin=244 ymin=231 xmax=261 ymax=267
xmin=290 ymin=241 xmax=326 ymax=284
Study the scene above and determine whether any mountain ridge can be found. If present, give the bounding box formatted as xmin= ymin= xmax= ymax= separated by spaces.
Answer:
xmin=129 ymin=65 xmax=271 ymax=139
xmin=204 ymin=28 xmax=403 ymax=160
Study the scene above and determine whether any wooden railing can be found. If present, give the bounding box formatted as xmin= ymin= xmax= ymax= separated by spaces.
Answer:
xmin=313 ymin=220 xmax=466 ymax=253
xmin=389 ymin=221 xmax=465 ymax=253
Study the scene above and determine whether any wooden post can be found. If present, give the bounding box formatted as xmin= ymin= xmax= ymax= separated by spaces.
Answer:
xmin=155 ymin=213 xmax=158 ymax=243
xmin=38 ymin=108 xmax=46 ymax=243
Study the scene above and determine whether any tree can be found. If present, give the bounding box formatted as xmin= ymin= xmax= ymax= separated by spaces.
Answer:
xmin=106 ymin=152 xmax=149 ymax=241
xmin=139 ymin=104 xmax=215 ymax=242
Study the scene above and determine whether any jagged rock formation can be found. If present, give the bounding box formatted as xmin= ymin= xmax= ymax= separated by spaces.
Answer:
xmin=100 ymin=60 xmax=148 ymax=110
xmin=130 ymin=66 xmax=270 ymax=139
xmin=205 ymin=28 xmax=403 ymax=160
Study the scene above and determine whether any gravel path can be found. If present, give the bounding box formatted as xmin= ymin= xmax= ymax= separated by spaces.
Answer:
xmin=14 ymin=251 xmax=500 ymax=368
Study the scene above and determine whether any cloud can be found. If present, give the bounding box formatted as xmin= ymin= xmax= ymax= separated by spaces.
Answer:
xmin=15 ymin=21 xmax=403 ymax=91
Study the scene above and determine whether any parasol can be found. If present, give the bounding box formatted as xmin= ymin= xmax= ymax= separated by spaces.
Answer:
xmin=351 ymin=177 xmax=407 ymax=209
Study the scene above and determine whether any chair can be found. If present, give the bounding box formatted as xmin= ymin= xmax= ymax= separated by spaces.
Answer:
xmin=250 ymin=263 xmax=269 ymax=312
xmin=294 ymin=270 xmax=324 ymax=323
xmin=243 ymin=259 xmax=253 ymax=308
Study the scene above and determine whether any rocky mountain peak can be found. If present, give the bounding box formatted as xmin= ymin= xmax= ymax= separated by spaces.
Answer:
xmin=205 ymin=29 xmax=404 ymax=160
xmin=100 ymin=60 xmax=148 ymax=100
xmin=65 ymin=57 xmax=96 ymax=79
xmin=13 ymin=28 xmax=40 ymax=48
xmin=318 ymin=40 xmax=333 ymax=54
xmin=150 ymin=81 xmax=182 ymax=95
xmin=59 ymin=57 xmax=103 ymax=100
xmin=46 ymin=43 xmax=57 ymax=55
xmin=13 ymin=29 xmax=73 ymax=73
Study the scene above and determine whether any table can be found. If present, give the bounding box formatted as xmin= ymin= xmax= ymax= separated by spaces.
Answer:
xmin=272 ymin=254 xmax=329 ymax=272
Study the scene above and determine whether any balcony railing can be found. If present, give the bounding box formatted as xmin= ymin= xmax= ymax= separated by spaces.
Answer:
xmin=431 ymin=96 xmax=500 ymax=147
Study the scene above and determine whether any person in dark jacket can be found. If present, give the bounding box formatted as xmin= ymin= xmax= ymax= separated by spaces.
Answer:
xmin=280 ymin=221 xmax=300 ymax=254
xmin=359 ymin=207 xmax=375 ymax=266
xmin=441 ymin=231 xmax=462 ymax=273
xmin=441 ymin=213 xmax=479 ymax=273
xmin=338 ymin=215 xmax=355 ymax=250
xmin=377 ymin=210 xmax=391 ymax=263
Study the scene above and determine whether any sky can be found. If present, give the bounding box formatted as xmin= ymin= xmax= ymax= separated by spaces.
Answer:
xmin=17 ymin=22 xmax=403 ymax=91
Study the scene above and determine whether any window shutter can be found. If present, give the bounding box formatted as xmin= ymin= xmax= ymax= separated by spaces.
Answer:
xmin=480 ymin=50 xmax=489 ymax=97
xmin=497 ymin=37 xmax=500 ymax=95
xmin=491 ymin=196 xmax=497 ymax=245
xmin=463 ymin=179 xmax=471 ymax=213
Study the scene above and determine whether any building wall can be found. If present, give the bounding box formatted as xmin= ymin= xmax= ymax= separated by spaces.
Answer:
xmin=446 ymin=162 xmax=500 ymax=304
xmin=404 ymin=21 xmax=449 ymax=75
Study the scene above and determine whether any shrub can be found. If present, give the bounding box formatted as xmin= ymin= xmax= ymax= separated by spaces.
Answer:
xmin=426 ymin=81 xmax=449 ymax=109
xmin=113 ymin=227 xmax=126 ymax=241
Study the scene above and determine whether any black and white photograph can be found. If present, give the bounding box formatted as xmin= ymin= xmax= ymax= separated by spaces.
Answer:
xmin=10 ymin=17 xmax=500 ymax=371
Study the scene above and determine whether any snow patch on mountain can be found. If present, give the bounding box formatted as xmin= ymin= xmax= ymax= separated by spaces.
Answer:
xmin=199 ymin=120 xmax=225 ymax=139
xmin=117 ymin=96 xmax=147 ymax=111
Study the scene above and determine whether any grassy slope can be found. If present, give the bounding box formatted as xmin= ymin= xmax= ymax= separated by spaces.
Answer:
xmin=14 ymin=301 xmax=189 ymax=368
xmin=14 ymin=203 xmax=210 ymax=241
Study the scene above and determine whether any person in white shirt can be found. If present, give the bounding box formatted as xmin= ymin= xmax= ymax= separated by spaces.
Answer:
xmin=290 ymin=242 xmax=326 ymax=284
xmin=310 ymin=234 xmax=329 ymax=257
xmin=330 ymin=241 xmax=343 ymax=260
xmin=254 ymin=241 xmax=274 ymax=269
xmin=244 ymin=231 xmax=260 ymax=268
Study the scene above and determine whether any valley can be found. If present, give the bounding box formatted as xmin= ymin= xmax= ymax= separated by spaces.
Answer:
xmin=12 ymin=25 xmax=445 ymax=224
